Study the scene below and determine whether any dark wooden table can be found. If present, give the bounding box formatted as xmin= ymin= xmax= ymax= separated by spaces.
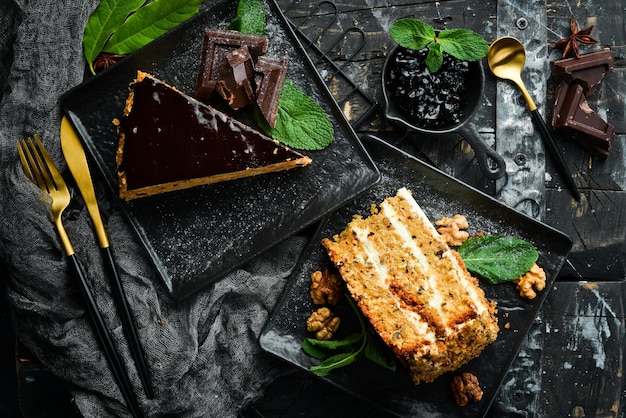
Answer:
xmin=2 ymin=1 xmax=623 ymax=417
xmin=246 ymin=0 xmax=626 ymax=417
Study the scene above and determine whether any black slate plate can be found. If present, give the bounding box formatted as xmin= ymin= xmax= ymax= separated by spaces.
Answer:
xmin=60 ymin=0 xmax=379 ymax=302
xmin=260 ymin=134 xmax=572 ymax=418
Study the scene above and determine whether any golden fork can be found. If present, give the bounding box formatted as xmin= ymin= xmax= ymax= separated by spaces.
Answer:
xmin=18 ymin=135 xmax=73 ymax=255
xmin=17 ymin=135 xmax=143 ymax=418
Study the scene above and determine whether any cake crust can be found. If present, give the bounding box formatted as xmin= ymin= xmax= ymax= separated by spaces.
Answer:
xmin=322 ymin=188 xmax=498 ymax=384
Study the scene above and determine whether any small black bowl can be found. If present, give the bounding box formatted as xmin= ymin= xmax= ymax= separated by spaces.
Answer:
xmin=382 ymin=44 xmax=506 ymax=180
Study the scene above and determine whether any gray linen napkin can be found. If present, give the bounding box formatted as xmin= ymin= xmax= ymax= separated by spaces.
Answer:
xmin=0 ymin=1 xmax=305 ymax=416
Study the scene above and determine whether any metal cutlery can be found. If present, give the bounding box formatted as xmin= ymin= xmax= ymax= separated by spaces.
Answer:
xmin=17 ymin=135 xmax=144 ymax=418
xmin=60 ymin=116 xmax=153 ymax=399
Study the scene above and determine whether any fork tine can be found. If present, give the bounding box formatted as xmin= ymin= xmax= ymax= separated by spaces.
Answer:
xmin=19 ymin=138 xmax=47 ymax=191
xmin=29 ymin=135 xmax=59 ymax=193
xmin=17 ymin=141 xmax=35 ymax=183
xmin=32 ymin=134 xmax=68 ymax=194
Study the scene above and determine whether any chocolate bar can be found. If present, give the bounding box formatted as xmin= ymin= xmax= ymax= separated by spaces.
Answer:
xmin=254 ymin=56 xmax=289 ymax=128
xmin=216 ymin=46 xmax=257 ymax=110
xmin=552 ymin=81 xmax=615 ymax=157
xmin=552 ymin=49 xmax=615 ymax=95
xmin=195 ymin=29 xmax=268 ymax=99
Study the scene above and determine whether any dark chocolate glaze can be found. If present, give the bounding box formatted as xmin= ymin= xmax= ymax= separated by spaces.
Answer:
xmin=120 ymin=75 xmax=304 ymax=189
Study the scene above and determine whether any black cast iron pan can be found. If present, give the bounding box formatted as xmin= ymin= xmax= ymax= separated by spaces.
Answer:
xmin=382 ymin=45 xmax=506 ymax=180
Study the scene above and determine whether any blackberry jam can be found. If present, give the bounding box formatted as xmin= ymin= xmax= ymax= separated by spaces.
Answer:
xmin=385 ymin=46 xmax=470 ymax=129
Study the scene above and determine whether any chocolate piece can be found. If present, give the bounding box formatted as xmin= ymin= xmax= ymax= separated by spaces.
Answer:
xmin=552 ymin=81 xmax=615 ymax=157
xmin=194 ymin=29 xmax=268 ymax=99
xmin=216 ymin=45 xmax=256 ymax=110
xmin=117 ymin=71 xmax=311 ymax=200
xmin=552 ymin=49 xmax=614 ymax=95
xmin=254 ymin=56 xmax=289 ymax=128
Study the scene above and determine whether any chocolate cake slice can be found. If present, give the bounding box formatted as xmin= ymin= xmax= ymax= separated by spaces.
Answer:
xmin=116 ymin=71 xmax=312 ymax=200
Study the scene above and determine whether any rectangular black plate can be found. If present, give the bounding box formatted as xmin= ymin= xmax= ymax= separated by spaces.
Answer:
xmin=260 ymin=134 xmax=572 ymax=417
xmin=61 ymin=0 xmax=380 ymax=302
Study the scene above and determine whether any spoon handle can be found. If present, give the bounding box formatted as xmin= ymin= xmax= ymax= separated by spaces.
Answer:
xmin=530 ymin=109 xmax=580 ymax=201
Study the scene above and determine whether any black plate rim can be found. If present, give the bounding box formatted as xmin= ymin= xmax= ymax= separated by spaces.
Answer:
xmin=59 ymin=0 xmax=381 ymax=301
xmin=261 ymin=133 xmax=572 ymax=417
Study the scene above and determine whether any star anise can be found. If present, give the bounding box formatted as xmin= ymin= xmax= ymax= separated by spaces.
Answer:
xmin=552 ymin=15 xmax=598 ymax=58
xmin=93 ymin=52 xmax=126 ymax=72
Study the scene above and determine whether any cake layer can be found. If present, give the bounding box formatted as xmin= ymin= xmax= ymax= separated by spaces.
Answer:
xmin=322 ymin=187 xmax=498 ymax=384
xmin=116 ymin=71 xmax=311 ymax=200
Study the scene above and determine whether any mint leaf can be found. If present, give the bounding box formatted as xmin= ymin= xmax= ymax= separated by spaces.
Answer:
xmin=103 ymin=0 xmax=202 ymax=55
xmin=388 ymin=18 xmax=488 ymax=73
xmin=83 ymin=0 xmax=145 ymax=75
xmin=426 ymin=41 xmax=443 ymax=73
xmin=301 ymin=338 xmax=332 ymax=360
xmin=458 ymin=235 xmax=538 ymax=284
xmin=228 ymin=0 xmax=266 ymax=35
xmin=389 ymin=18 xmax=435 ymax=51
xmin=310 ymin=352 xmax=360 ymax=377
xmin=437 ymin=29 xmax=489 ymax=61
xmin=304 ymin=332 xmax=362 ymax=351
xmin=363 ymin=330 xmax=397 ymax=372
xmin=258 ymin=78 xmax=334 ymax=150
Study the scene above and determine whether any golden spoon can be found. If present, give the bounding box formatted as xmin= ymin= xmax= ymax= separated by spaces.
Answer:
xmin=487 ymin=36 xmax=580 ymax=201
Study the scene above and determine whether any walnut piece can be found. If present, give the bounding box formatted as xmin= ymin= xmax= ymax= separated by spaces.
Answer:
xmin=310 ymin=269 xmax=342 ymax=305
xmin=306 ymin=307 xmax=340 ymax=340
xmin=450 ymin=372 xmax=483 ymax=406
xmin=514 ymin=263 xmax=546 ymax=299
xmin=435 ymin=214 xmax=470 ymax=246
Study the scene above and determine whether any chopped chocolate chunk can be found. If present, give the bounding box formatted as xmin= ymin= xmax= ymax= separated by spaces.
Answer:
xmin=216 ymin=45 xmax=257 ymax=110
xmin=194 ymin=28 xmax=268 ymax=99
xmin=552 ymin=49 xmax=614 ymax=95
xmin=254 ymin=56 xmax=289 ymax=128
xmin=552 ymin=81 xmax=615 ymax=158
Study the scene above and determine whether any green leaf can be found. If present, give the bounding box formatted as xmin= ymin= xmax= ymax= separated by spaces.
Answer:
xmin=83 ymin=0 xmax=146 ymax=75
xmin=304 ymin=332 xmax=362 ymax=351
xmin=103 ymin=0 xmax=203 ymax=55
xmin=458 ymin=235 xmax=538 ymax=284
xmin=301 ymin=339 xmax=332 ymax=360
xmin=388 ymin=18 xmax=489 ymax=72
xmin=228 ymin=0 xmax=266 ymax=36
xmin=363 ymin=331 xmax=397 ymax=372
xmin=259 ymin=78 xmax=334 ymax=150
xmin=389 ymin=18 xmax=435 ymax=51
xmin=437 ymin=29 xmax=489 ymax=61
xmin=310 ymin=352 xmax=360 ymax=377
xmin=426 ymin=41 xmax=443 ymax=73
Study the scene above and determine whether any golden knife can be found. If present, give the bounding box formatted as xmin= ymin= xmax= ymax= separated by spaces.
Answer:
xmin=60 ymin=116 xmax=154 ymax=399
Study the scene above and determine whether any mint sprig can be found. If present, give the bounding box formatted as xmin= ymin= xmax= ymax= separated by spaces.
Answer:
xmin=227 ymin=0 xmax=266 ymax=35
xmin=458 ymin=235 xmax=538 ymax=284
xmin=302 ymin=294 xmax=397 ymax=377
xmin=255 ymin=78 xmax=334 ymax=151
xmin=389 ymin=18 xmax=489 ymax=73
xmin=232 ymin=0 xmax=334 ymax=150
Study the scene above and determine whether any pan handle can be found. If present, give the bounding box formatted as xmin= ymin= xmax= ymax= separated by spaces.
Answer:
xmin=457 ymin=123 xmax=506 ymax=180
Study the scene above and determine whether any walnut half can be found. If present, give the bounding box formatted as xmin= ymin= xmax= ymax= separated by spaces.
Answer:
xmin=435 ymin=214 xmax=470 ymax=246
xmin=514 ymin=263 xmax=546 ymax=299
xmin=310 ymin=269 xmax=342 ymax=305
xmin=306 ymin=307 xmax=340 ymax=340
xmin=451 ymin=372 xmax=483 ymax=406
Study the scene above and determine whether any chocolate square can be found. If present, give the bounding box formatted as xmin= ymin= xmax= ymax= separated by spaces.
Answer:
xmin=552 ymin=81 xmax=615 ymax=157
xmin=194 ymin=28 xmax=268 ymax=99
xmin=216 ymin=45 xmax=256 ymax=110
xmin=552 ymin=49 xmax=615 ymax=96
xmin=254 ymin=56 xmax=289 ymax=128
